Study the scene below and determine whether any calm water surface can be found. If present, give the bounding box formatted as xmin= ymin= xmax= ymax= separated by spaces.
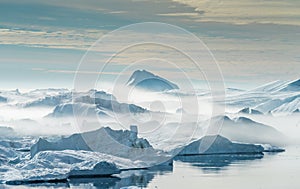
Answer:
xmin=2 ymin=145 xmax=300 ymax=189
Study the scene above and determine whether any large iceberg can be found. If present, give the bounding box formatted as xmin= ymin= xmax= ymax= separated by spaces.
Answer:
xmin=219 ymin=116 xmax=286 ymax=146
xmin=23 ymin=94 xmax=71 ymax=108
xmin=46 ymin=103 xmax=109 ymax=117
xmin=177 ymin=135 xmax=264 ymax=156
xmin=4 ymin=150 xmax=137 ymax=185
xmin=47 ymin=93 xmax=147 ymax=117
xmin=75 ymin=95 xmax=147 ymax=114
xmin=31 ymin=127 xmax=153 ymax=158
xmin=3 ymin=127 xmax=172 ymax=185
xmin=127 ymin=70 xmax=179 ymax=92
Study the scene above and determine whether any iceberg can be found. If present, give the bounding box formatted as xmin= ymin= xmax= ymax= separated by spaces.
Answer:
xmin=281 ymin=79 xmax=300 ymax=92
xmin=0 ymin=96 xmax=7 ymax=103
xmin=48 ymin=94 xmax=147 ymax=117
xmin=5 ymin=127 xmax=172 ymax=185
xmin=4 ymin=150 xmax=126 ymax=185
xmin=24 ymin=94 xmax=71 ymax=108
xmin=31 ymin=127 xmax=153 ymax=159
xmin=0 ymin=145 xmax=18 ymax=164
xmin=238 ymin=107 xmax=263 ymax=115
xmin=225 ymin=78 xmax=300 ymax=115
xmin=261 ymin=144 xmax=285 ymax=152
xmin=251 ymin=79 xmax=300 ymax=93
xmin=46 ymin=103 xmax=109 ymax=117
xmin=177 ymin=135 xmax=264 ymax=156
xmin=127 ymin=70 xmax=179 ymax=92
xmin=219 ymin=116 xmax=286 ymax=146
xmin=0 ymin=126 xmax=15 ymax=138
xmin=87 ymin=89 xmax=117 ymax=101
xmin=271 ymin=97 xmax=300 ymax=115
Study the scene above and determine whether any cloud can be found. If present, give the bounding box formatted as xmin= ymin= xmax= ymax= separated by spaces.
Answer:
xmin=171 ymin=0 xmax=300 ymax=26
xmin=0 ymin=28 xmax=106 ymax=50
xmin=157 ymin=12 xmax=200 ymax=17
xmin=1 ymin=0 xmax=300 ymax=87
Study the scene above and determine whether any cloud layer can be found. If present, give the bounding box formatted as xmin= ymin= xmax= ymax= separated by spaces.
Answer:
xmin=172 ymin=0 xmax=300 ymax=26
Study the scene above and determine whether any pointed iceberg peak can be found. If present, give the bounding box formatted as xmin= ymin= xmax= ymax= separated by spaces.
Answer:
xmin=127 ymin=69 xmax=179 ymax=92
xmin=127 ymin=70 xmax=157 ymax=86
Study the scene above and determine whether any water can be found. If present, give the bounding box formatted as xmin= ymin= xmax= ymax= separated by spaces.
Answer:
xmin=2 ymin=145 xmax=300 ymax=189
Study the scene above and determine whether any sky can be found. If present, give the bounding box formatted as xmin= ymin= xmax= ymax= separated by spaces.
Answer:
xmin=0 ymin=0 xmax=299 ymax=90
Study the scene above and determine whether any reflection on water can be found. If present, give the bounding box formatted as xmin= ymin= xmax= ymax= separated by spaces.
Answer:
xmin=67 ymin=154 xmax=265 ymax=188
xmin=69 ymin=165 xmax=173 ymax=189
xmin=174 ymin=153 xmax=264 ymax=173
xmin=69 ymin=177 xmax=120 ymax=189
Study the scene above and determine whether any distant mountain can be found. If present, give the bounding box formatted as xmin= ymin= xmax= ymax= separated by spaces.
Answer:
xmin=127 ymin=70 xmax=179 ymax=92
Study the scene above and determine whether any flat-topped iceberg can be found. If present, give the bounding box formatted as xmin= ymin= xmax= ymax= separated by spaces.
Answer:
xmin=31 ymin=127 xmax=153 ymax=158
xmin=177 ymin=135 xmax=264 ymax=156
